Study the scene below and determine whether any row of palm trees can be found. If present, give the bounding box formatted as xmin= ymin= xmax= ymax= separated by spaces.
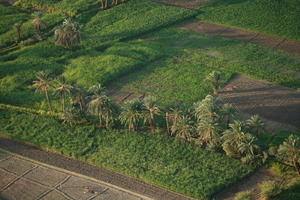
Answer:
xmin=33 ymin=70 xmax=268 ymax=164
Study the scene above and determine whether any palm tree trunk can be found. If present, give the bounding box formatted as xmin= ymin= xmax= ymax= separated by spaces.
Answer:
xmin=62 ymin=94 xmax=65 ymax=113
xmin=99 ymin=116 xmax=103 ymax=128
xmin=292 ymin=156 xmax=300 ymax=176
xmin=105 ymin=115 xmax=109 ymax=129
xmin=150 ymin=112 xmax=155 ymax=132
xmin=166 ymin=112 xmax=170 ymax=135
xmin=45 ymin=90 xmax=53 ymax=112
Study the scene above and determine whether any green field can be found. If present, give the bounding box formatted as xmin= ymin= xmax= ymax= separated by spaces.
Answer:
xmin=198 ymin=0 xmax=300 ymax=41
xmin=0 ymin=109 xmax=254 ymax=199
xmin=0 ymin=0 xmax=300 ymax=199
xmin=111 ymin=28 xmax=300 ymax=106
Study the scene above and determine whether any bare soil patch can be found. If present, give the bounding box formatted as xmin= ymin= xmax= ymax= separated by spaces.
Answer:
xmin=215 ymin=168 xmax=281 ymax=200
xmin=151 ymin=0 xmax=209 ymax=9
xmin=181 ymin=21 xmax=300 ymax=54
xmin=219 ymin=75 xmax=300 ymax=129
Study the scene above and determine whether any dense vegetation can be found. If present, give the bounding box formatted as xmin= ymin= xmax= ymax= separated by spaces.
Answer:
xmin=0 ymin=108 xmax=254 ymax=199
xmin=198 ymin=0 xmax=300 ymax=40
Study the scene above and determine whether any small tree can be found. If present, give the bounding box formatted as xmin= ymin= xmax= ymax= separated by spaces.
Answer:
xmin=13 ymin=23 xmax=22 ymax=42
xmin=205 ymin=71 xmax=222 ymax=95
xmin=119 ymin=99 xmax=144 ymax=131
xmin=277 ymin=135 xmax=300 ymax=176
xmin=221 ymin=103 xmax=238 ymax=128
xmin=53 ymin=77 xmax=73 ymax=113
xmin=54 ymin=18 xmax=81 ymax=50
xmin=33 ymin=71 xmax=53 ymax=111
xmin=171 ymin=115 xmax=195 ymax=142
xmin=142 ymin=97 xmax=161 ymax=132
xmin=197 ymin=118 xmax=221 ymax=146
xmin=87 ymin=84 xmax=107 ymax=128
xmin=247 ymin=115 xmax=265 ymax=137
xmin=32 ymin=11 xmax=46 ymax=38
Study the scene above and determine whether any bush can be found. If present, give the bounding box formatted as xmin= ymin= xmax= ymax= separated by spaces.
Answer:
xmin=260 ymin=181 xmax=282 ymax=200
xmin=234 ymin=191 xmax=254 ymax=200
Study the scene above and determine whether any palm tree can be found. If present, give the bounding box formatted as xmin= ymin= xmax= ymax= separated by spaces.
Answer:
xmin=102 ymin=97 xmax=118 ymax=129
xmin=54 ymin=18 xmax=80 ymax=50
xmin=222 ymin=103 xmax=238 ymax=128
xmin=205 ymin=71 xmax=222 ymax=95
xmin=247 ymin=115 xmax=265 ymax=137
xmin=222 ymin=120 xmax=248 ymax=158
xmin=119 ymin=99 xmax=144 ymax=131
xmin=70 ymin=84 xmax=86 ymax=112
xmin=13 ymin=23 xmax=22 ymax=42
xmin=33 ymin=71 xmax=53 ymax=111
xmin=32 ymin=12 xmax=46 ymax=38
xmin=100 ymin=0 xmax=108 ymax=8
xmin=171 ymin=115 xmax=195 ymax=141
xmin=194 ymin=95 xmax=223 ymax=122
xmin=87 ymin=84 xmax=107 ymax=128
xmin=197 ymin=118 xmax=221 ymax=146
xmin=142 ymin=97 xmax=161 ymax=132
xmin=277 ymin=135 xmax=300 ymax=176
xmin=53 ymin=77 xmax=73 ymax=113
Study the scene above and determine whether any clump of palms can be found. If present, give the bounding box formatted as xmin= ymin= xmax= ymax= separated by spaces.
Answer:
xmin=32 ymin=11 xmax=46 ymax=39
xmin=222 ymin=120 xmax=262 ymax=164
xmin=119 ymin=99 xmax=144 ymax=131
xmin=197 ymin=118 xmax=221 ymax=146
xmin=33 ymin=71 xmax=53 ymax=112
xmin=142 ymin=97 xmax=161 ymax=132
xmin=277 ymin=135 xmax=300 ymax=176
xmin=13 ymin=23 xmax=22 ymax=42
xmin=247 ymin=115 xmax=265 ymax=137
xmin=54 ymin=18 xmax=81 ymax=49
xmin=53 ymin=77 xmax=73 ymax=113
xmin=205 ymin=71 xmax=222 ymax=95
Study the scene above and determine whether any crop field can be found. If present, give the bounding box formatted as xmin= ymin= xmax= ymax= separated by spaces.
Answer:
xmin=0 ymin=0 xmax=300 ymax=199
xmin=0 ymin=109 xmax=254 ymax=199
xmin=198 ymin=0 xmax=300 ymax=40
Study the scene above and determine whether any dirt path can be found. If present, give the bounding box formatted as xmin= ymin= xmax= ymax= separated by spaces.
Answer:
xmin=151 ymin=0 xmax=209 ymax=9
xmin=181 ymin=20 xmax=300 ymax=54
xmin=214 ymin=167 xmax=280 ymax=200
xmin=218 ymin=75 xmax=300 ymax=129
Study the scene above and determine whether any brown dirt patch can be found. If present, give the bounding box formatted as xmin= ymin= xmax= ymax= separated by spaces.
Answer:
xmin=218 ymin=75 xmax=300 ymax=129
xmin=214 ymin=168 xmax=281 ymax=200
xmin=181 ymin=20 xmax=300 ymax=54
xmin=151 ymin=0 xmax=209 ymax=9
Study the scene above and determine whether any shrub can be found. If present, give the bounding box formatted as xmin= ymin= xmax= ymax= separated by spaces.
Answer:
xmin=260 ymin=181 xmax=282 ymax=200
xmin=234 ymin=191 xmax=254 ymax=200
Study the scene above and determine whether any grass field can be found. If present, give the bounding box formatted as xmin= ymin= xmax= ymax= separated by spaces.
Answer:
xmin=0 ymin=108 xmax=254 ymax=199
xmin=198 ymin=0 xmax=300 ymax=41
xmin=110 ymin=28 xmax=300 ymax=106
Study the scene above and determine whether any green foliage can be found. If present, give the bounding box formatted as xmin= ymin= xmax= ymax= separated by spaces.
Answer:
xmin=198 ymin=0 xmax=300 ymax=40
xmin=234 ymin=191 xmax=254 ymax=200
xmin=273 ymin=180 xmax=300 ymax=200
xmin=0 ymin=109 xmax=255 ymax=199
xmin=83 ymin=0 xmax=197 ymax=48
xmin=64 ymin=40 xmax=165 ymax=88
xmin=260 ymin=181 xmax=282 ymax=199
